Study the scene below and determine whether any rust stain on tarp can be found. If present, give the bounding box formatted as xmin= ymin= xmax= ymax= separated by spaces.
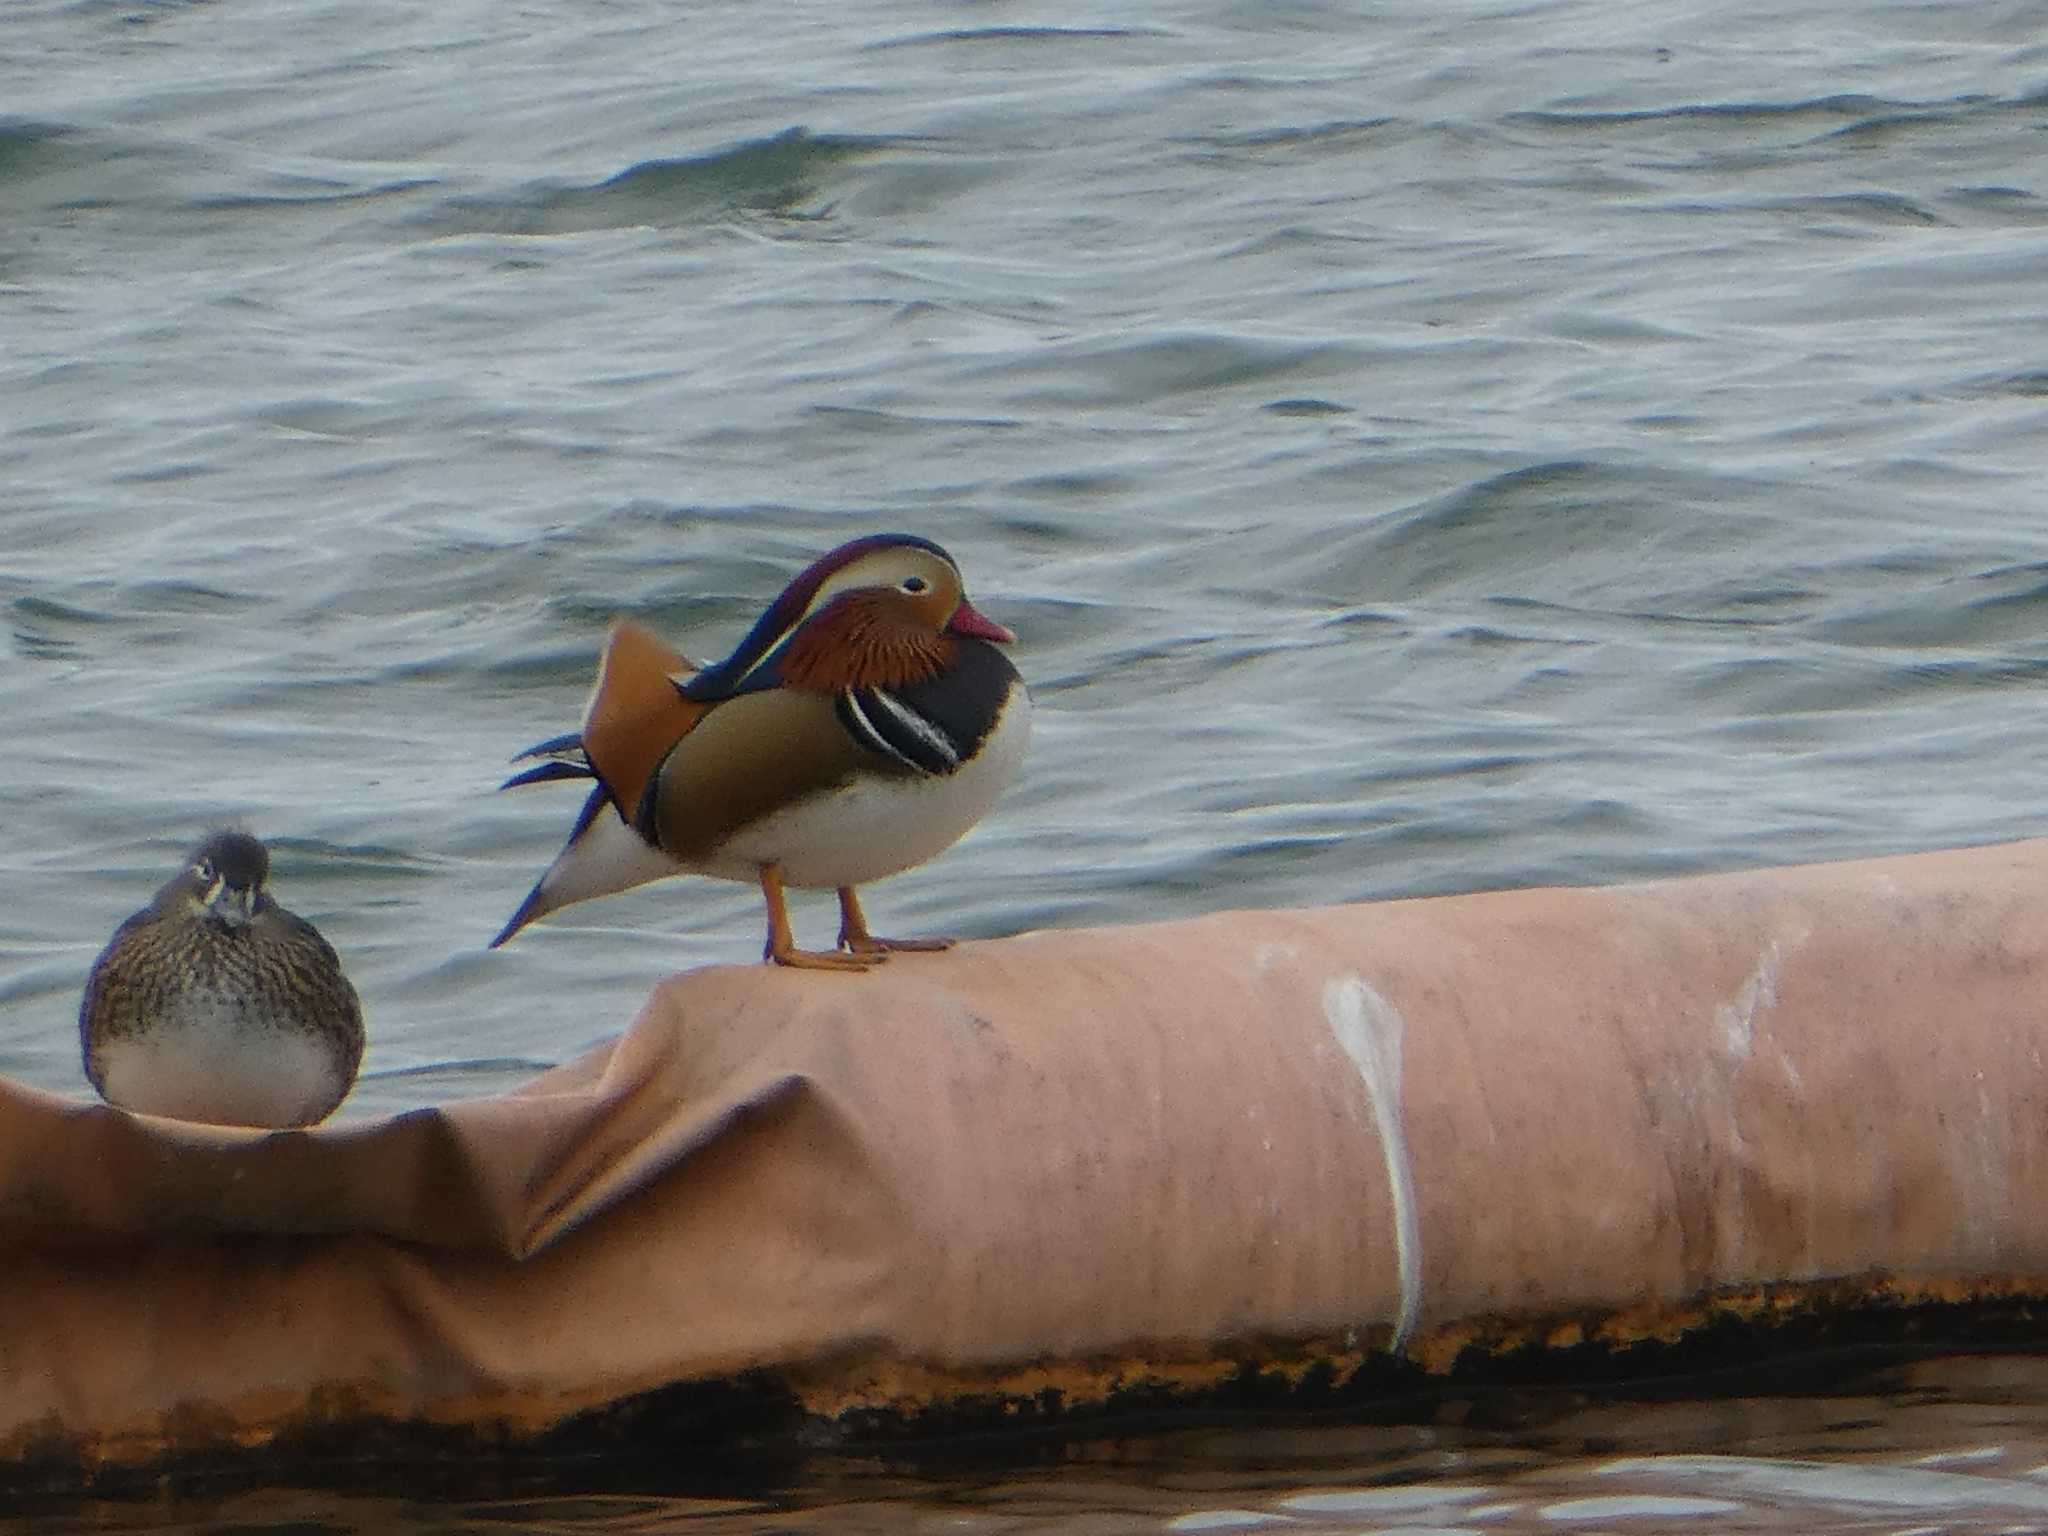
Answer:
xmin=791 ymin=1271 xmax=2048 ymax=1427
xmin=14 ymin=1271 xmax=2048 ymax=1489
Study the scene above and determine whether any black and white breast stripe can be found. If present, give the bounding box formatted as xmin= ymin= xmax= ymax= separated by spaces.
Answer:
xmin=833 ymin=637 xmax=1019 ymax=777
xmin=838 ymin=688 xmax=959 ymax=775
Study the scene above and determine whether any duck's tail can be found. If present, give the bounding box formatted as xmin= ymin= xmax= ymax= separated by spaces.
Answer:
xmin=491 ymin=622 xmax=706 ymax=946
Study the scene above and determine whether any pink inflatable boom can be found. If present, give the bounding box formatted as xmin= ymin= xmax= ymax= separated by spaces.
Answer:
xmin=6 ymin=838 xmax=2047 ymax=1481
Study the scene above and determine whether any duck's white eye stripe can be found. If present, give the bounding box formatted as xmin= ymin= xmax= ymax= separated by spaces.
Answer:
xmin=868 ymin=688 xmax=959 ymax=771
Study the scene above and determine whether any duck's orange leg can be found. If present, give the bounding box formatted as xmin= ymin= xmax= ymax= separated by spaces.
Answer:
xmin=837 ymin=886 xmax=952 ymax=956
xmin=760 ymin=865 xmax=884 ymax=971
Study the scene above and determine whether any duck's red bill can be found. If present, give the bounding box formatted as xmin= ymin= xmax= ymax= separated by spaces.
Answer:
xmin=947 ymin=601 xmax=1016 ymax=644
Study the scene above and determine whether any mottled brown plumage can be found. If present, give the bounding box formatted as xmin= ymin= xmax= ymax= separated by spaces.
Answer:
xmin=80 ymin=831 xmax=365 ymax=1128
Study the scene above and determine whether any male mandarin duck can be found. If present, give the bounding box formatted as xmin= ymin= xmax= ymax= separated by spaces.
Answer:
xmin=492 ymin=533 xmax=1030 ymax=971
xmin=80 ymin=830 xmax=366 ymax=1128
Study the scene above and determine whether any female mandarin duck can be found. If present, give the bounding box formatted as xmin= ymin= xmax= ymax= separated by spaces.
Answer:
xmin=492 ymin=533 xmax=1030 ymax=971
xmin=80 ymin=830 xmax=366 ymax=1128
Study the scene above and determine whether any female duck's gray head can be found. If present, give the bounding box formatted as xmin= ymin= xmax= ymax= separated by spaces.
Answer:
xmin=184 ymin=830 xmax=272 ymax=931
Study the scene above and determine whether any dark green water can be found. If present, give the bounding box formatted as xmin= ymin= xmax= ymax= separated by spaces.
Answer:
xmin=27 ymin=1354 xmax=2048 ymax=1533
xmin=5 ymin=0 xmax=2048 ymax=1525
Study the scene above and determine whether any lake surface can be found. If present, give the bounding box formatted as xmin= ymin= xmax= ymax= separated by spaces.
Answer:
xmin=4 ymin=0 xmax=2047 ymax=1525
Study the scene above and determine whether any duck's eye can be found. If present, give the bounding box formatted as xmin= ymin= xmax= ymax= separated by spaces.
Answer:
xmin=901 ymin=576 xmax=928 ymax=594
xmin=192 ymin=861 xmax=214 ymax=882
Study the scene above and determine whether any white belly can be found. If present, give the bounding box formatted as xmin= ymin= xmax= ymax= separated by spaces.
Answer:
xmin=700 ymin=683 xmax=1032 ymax=889
xmin=95 ymin=1007 xmax=348 ymax=1129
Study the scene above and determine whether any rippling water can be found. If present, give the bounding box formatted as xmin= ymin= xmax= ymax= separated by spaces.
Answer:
xmin=5 ymin=0 xmax=2047 ymax=1523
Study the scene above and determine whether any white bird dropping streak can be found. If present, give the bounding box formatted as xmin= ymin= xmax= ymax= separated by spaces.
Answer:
xmin=1324 ymin=974 xmax=1421 ymax=1353
xmin=1716 ymin=942 xmax=1780 ymax=1060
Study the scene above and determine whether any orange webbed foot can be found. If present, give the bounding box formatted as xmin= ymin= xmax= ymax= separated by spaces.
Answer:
xmin=836 ymin=887 xmax=953 ymax=956
xmin=758 ymin=864 xmax=886 ymax=974
xmin=770 ymin=942 xmax=888 ymax=972
xmin=841 ymin=932 xmax=952 ymax=955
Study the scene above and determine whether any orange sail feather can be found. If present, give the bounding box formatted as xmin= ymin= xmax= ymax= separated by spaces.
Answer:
xmin=581 ymin=621 xmax=705 ymax=823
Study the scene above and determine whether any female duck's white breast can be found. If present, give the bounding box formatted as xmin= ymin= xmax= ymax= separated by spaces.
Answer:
xmin=704 ymin=683 xmax=1032 ymax=889
xmin=95 ymin=994 xmax=346 ymax=1129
